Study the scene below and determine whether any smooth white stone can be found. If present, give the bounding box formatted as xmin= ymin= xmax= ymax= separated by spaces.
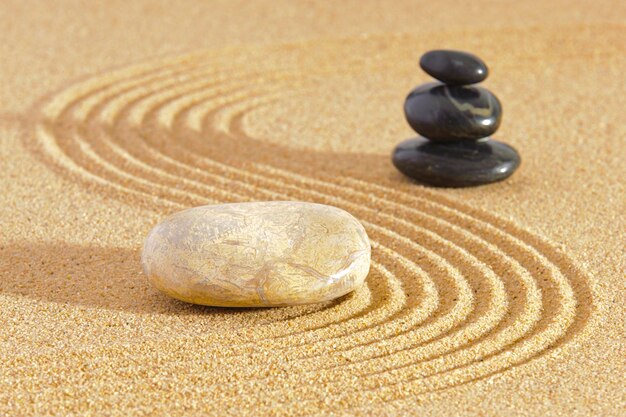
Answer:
xmin=141 ymin=201 xmax=371 ymax=307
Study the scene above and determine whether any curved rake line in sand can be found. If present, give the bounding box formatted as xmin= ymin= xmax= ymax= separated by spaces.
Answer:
xmin=116 ymin=70 xmax=528 ymax=366
xmin=38 ymin=57 xmax=371 ymax=212
xmin=39 ymin=64 xmax=556 ymax=374
xmin=156 ymin=96 xmax=512 ymax=368
xmin=122 ymin=72 xmax=512 ymax=358
xmin=39 ymin=117 xmax=516 ymax=394
xmin=216 ymin=96 xmax=574 ymax=359
xmin=35 ymin=124 xmax=187 ymax=210
xmin=177 ymin=79 xmax=556 ymax=342
xmin=75 ymin=71 xmax=299 ymax=206
xmin=25 ymin=43 xmax=588 ymax=406
xmin=44 ymin=64 xmax=464 ymax=352
xmin=194 ymin=150 xmax=572 ymax=394
xmin=44 ymin=102 xmax=446 ymax=356
xmin=68 ymin=96 xmax=498 ymax=368
xmin=40 ymin=128 xmax=415 ymax=341
xmin=130 ymin=66 xmax=580 ymax=392
xmin=41 ymin=51 xmax=257 ymax=121
xmin=173 ymin=85 xmax=572 ymax=384
xmin=177 ymin=101 xmax=580 ymax=406
xmin=47 ymin=88 xmax=528 ymax=390
xmin=39 ymin=68 xmax=412 ymax=338
xmin=36 ymin=75 xmax=508 ymax=386
xmin=53 ymin=118 xmax=466 ymax=360
xmin=51 ymin=132 xmax=528 ymax=386
xmin=36 ymin=65 xmax=351 ymax=319
xmin=216 ymin=150 xmax=575 ymax=390
xmin=53 ymin=72 xmax=464 ymax=354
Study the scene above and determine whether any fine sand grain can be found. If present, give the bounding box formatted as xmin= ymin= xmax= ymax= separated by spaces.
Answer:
xmin=0 ymin=1 xmax=624 ymax=416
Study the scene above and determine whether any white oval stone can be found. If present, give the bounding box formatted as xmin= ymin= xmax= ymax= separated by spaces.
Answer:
xmin=141 ymin=201 xmax=371 ymax=307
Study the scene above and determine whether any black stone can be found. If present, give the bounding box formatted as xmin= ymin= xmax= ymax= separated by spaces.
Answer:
xmin=420 ymin=50 xmax=488 ymax=85
xmin=392 ymin=137 xmax=520 ymax=187
xmin=404 ymin=83 xmax=502 ymax=141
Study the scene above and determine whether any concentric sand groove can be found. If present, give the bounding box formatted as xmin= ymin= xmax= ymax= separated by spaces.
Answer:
xmin=63 ymin=89 xmax=488 ymax=360
xmin=26 ymin=30 xmax=594 ymax=413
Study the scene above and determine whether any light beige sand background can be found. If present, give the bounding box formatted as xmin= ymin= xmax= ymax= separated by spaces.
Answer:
xmin=0 ymin=1 xmax=624 ymax=415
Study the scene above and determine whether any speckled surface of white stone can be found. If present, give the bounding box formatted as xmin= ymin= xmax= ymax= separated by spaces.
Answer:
xmin=141 ymin=201 xmax=371 ymax=307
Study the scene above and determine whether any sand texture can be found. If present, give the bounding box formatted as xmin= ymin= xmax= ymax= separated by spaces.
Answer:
xmin=0 ymin=1 xmax=624 ymax=416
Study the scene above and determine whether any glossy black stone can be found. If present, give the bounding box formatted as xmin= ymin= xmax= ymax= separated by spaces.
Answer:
xmin=420 ymin=50 xmax=488 ymax=85
xmin=404 ymin=83 xmax=502 ymax=141
xmin=392 ymin=137 xmax=520 ymax=187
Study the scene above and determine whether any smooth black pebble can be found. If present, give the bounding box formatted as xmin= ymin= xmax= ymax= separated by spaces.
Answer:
xmin=392 ymin=137 xmax=520 ymax=187
xmin=420 ymin=50 xmax=488 ymax=85
xmin=404 ymin=83 xmax=502 ymax=141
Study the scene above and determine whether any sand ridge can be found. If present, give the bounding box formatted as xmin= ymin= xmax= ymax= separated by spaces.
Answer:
xmin=1 ymin=2 xmax=624 ymax=416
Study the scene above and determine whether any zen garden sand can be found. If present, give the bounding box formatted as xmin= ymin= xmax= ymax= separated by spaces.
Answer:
xmin=0 ymin=1 xmax=624 ymax=416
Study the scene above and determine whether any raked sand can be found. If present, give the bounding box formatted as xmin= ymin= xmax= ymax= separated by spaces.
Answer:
xmin=0 ymin=1 xmax=624 ymax=415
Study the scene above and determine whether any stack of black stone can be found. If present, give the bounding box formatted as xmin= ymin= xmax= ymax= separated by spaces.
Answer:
xmin=392 ymin=50 xmax=520 ymax=187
